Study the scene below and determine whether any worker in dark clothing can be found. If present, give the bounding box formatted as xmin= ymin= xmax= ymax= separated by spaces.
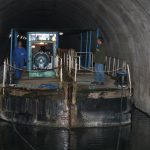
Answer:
xmin=93 ymin=36 xmax=106 ymax=85
xmin=13 ymin=41 xmax=27 ymax=80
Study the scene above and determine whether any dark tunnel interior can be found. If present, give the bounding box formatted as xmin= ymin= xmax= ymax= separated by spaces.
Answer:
xmin=0 ymin=0 xmax=150 ymax=114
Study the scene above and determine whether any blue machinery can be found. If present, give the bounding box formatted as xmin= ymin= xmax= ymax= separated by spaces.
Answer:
xmin=27 ymin=32 xmax=58 ymax=78
xmin=80 ymin=28 xmax=100 ymax=68
xmin=10 ymin=29 xmax=59 ymax=78
xmin=10 ymin=29 xmax=18 ymax=66
xmin=10 ymin=28 xmax=100 ymax=77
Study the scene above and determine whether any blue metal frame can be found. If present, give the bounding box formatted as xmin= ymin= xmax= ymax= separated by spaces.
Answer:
xmin=14 ymin=30 xmax=18 ymax=49
xmin=88 ymin=31 xmax=92 ymax=68
xmin=56 ymin=32 xmax=59 ymax=49
xmin=96 ymin=28 xmax=100 ymax=38
xmin=80 ymin=32 xmax=83 ymax=66
xmin=27 ymin=32 xmax=59 ymax=78
xmin=10 ymin=29 xmax=14 ymax=66
xmin=85 ymin=32 xmax=89 ymax=67
xmin=27 ymin=32 xmax=30 ymax=71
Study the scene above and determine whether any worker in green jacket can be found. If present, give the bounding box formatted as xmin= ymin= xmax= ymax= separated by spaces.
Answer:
xmin=93 ymin=36 xmax=106 ymax=85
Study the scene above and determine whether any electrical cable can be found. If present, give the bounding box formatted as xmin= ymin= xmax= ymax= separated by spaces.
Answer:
xmin=11 ymin=113 xmax=37 ymax=150
xmin=116 ymin=86 xmax=124 ymax=150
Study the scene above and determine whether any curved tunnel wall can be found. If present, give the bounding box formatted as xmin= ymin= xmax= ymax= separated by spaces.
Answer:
xmin=0 ymin=0 xmax=150 ymax=114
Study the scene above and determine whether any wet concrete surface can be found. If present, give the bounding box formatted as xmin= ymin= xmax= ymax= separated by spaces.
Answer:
xmin=0 ymin=108 xmax=149 ymax=150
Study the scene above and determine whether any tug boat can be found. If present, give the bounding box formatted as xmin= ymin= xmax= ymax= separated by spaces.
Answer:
xmin=0 ymin=30 xmax=132 ymax=128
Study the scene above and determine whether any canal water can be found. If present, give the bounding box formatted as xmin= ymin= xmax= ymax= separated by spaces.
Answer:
xmin=0 ymin=109 xmax=149 ymax=150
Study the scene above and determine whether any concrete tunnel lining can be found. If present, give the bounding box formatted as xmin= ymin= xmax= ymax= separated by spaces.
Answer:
xmin=0 ymin=0 xmax=150 ymax=114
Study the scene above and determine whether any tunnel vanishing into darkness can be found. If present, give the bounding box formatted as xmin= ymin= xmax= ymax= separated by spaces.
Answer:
xmin=0 ymin=0 xmax=150 ymax=115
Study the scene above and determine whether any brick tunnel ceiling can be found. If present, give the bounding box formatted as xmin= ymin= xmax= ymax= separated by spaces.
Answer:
xmin=1 ymin=0 xmax=150 ymax=114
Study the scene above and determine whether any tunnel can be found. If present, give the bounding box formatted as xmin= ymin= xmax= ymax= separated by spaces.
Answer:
xmin=0 ymin=0 xmax=150 ymax=116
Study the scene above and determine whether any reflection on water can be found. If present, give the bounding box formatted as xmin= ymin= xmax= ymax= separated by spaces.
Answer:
xmin=0 ymin=109 xmax=150 ymax=150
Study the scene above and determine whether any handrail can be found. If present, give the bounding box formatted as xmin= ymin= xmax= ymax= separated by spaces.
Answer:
xmin=3 ymin=49 xmax=132 ymax=97
xmin=3 ymin=55 xmax=63 ymax=85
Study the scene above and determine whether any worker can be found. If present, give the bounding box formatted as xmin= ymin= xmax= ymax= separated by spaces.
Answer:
xmin=13 ymin=41 xmax=27 ymax=80
xmin=93 ymin=36 xmax=106 ymax=85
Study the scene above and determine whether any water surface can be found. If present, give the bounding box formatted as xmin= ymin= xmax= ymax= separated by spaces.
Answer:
xmin=0 ymin=109 xmax=149 ymax=150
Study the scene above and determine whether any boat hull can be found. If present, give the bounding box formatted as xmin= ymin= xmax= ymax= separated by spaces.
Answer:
xmin=0 ymin=88 xmax=131 ymax=128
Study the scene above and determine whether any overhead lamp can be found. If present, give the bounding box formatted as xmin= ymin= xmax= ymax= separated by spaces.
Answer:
xmin=59 ymin=32 xmax=64 ymax=36
xmin=39 ymin=42 xmax=44 ymax=45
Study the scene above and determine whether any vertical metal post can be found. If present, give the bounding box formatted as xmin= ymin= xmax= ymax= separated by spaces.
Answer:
xmin=114 ymin=58 xmax=117 ymax=76
xmin=105 ymin=56 xmax=107 ymax=71
xmin=78 ymin=56 xmax=81 ymax=70
xmin=117 ymin=58 xmax=120 ymax=71
xmin=74 ymin=58 xmax=77 ymax=82
xmin=88 ymin=31 xmax=92 ymax=68
xmin=27 ymin=33 xmax=30 ymax=71
xmin=80 ymin=32 xmax=83 ymax=66
xmin=69 ymin=55 xmax=71 ymax=73
xmin=10 ymin=29 xmax=13 ymax=66
xmin=85 ymin=32 xmax=89 ymax=68
xmin=96 ymin=28 xmax=100 ymax=38
xmin=55 ymin=55 xmax=59 ymax=77
xmin=60 ymin=58 xmax=63 ymax=82
xmin=14 ymin=29 xmax=18 ymax=49
xmin=127 ymin=64 xmax=132 ymax=96
xmin=108 ymin=57 xmax=111 ymax=74
xmin=91 ymin=53 xmax=94 ymax=71
xmin=56 ymin=33 xmax=59 ymax=49
xmin=67 ymin=54 xmax=69 ymax=69
xmin=112 ymin=58 xmax=116 ymax=76
xmin=3 ymin=60 xmax=7 ymax=95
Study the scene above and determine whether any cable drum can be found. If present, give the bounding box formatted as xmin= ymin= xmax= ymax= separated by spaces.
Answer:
xmin=33 ymin=52 xmax=50 ymax=69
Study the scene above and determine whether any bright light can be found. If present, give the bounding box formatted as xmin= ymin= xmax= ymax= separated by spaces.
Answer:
xmin=9 ymin=34 xmax=11 ymax=38
xmin=52 ymin=36 xmax=56 ymax=42
xmin=39 ymin=42 xmax=44 ymax=45
xmin=59 ymin=32 xmax=64 ymax=36
xmin=32 ymin=45 xmax=36 ymax=48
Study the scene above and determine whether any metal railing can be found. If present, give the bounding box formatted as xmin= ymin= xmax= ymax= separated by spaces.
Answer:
xmin=105 ymin=56 xmax=132 ymax=96
xmin=2 ymin=49 xmax=132 ymax=96
xmin=76 ymin=52 xmax=94 ymax=71
xmin=2 ymin=55 xmax=63 ymax=91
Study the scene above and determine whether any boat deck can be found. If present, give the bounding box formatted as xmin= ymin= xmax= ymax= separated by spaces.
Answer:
xmin=0 ymin=70 xmax=130 ymax=99
xmin=76 ymin=73 xmax=116 ymax=89
xmin=76 ymin=72 xmax=130 ymax=99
